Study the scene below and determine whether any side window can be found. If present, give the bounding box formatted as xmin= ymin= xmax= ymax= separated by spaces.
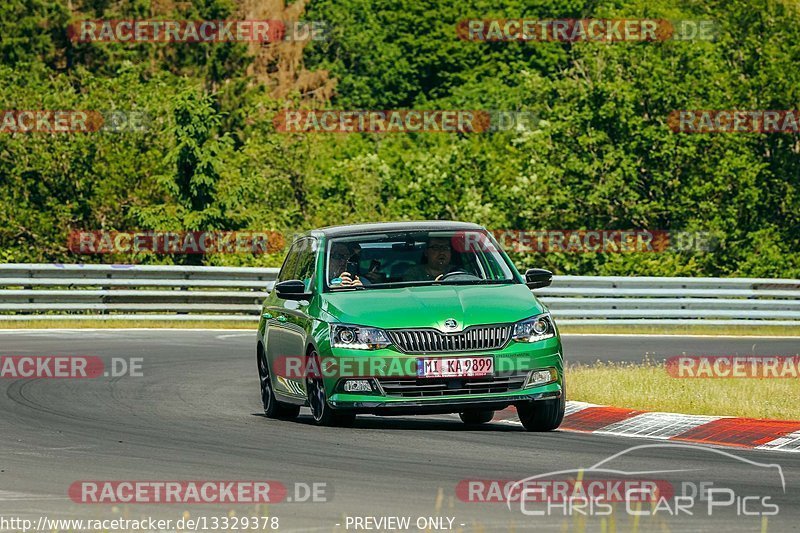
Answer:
xmin=294 ymin=238 xmax=317 ymax=292
xmin=277 ymin=242 xmax=302 ymax=283
xmin=277 ymin=238 xmax=318 ymax=291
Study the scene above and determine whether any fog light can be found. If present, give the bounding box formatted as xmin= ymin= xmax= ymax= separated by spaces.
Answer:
xmin=343 ymin=379 xmax=373 ymax=392
xmin=525 ymin=368 xmax=557 ymax=388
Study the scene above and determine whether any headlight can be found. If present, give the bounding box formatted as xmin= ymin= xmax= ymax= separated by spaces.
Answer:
xmin=330 ymin=324 xmax=392 ymax=350
xmin=512 ymin=313 xmax=555 ymax=343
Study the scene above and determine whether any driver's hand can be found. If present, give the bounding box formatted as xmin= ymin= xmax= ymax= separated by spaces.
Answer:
xmin=434 ymin=274 xmax=444 ymax=281
xmin=340 ymin=272 xmax=363 ymax=287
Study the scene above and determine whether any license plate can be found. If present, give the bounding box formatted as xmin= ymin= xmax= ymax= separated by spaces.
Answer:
xmin=417 ymin=356 xmax=494 ymax=378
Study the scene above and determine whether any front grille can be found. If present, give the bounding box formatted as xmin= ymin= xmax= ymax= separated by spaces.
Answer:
xmin=387 ymin=325 xmax=512 ymax=354
xmin=377 ymin=372 xmax=527 ymax=398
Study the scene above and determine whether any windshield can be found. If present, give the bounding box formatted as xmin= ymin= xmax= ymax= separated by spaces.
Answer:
xmin=325 ymin=230 xmax=518 ymax=290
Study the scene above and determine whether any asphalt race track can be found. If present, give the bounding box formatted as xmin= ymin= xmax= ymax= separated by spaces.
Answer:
xmin=0 ymin=329 xmax=798 ymax=532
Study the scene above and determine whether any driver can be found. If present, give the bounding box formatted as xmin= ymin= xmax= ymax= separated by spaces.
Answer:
xmin=329 ymin=242 xmax=364 ymax=287
xmin=403 ymin=237 xmax=457 ymax=282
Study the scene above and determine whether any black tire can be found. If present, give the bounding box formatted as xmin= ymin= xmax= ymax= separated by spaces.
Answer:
xmin=306 ymin=351 xmax=356 ymax=427
xmin=516 ymin=385 xmax=566 ymax=432
xmin=258 ymin=347 xmax=300 ymax=420
xmin=459 ymin=410 xmax=495 ymax=425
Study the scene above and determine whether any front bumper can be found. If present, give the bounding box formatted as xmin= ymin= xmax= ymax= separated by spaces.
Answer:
xmin=323 ymin=337 xmax=563 ymax=415
xmin=329 ymin=386 xmax=561 ymax=415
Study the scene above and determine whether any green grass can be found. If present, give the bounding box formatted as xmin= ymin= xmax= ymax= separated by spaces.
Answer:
xmin=568 ymin=360 xmax=800 ymax=420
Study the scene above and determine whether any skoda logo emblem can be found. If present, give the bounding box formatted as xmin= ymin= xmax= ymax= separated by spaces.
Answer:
xmin=444 ymin=318 xmax=458 ymax=331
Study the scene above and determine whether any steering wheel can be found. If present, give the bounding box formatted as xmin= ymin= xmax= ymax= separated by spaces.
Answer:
xmin=438 ymin=270 xmax=480 ymax=281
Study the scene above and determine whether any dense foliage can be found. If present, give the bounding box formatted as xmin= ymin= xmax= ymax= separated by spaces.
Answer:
xmin=0 ymin=0 xmax=798 ymax=276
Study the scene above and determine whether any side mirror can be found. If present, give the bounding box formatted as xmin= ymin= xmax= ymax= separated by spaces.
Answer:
xmin=274 ymin=280 xmax=312 ymax=300
xmin=524 ymin=268 xmax=552 ymax=290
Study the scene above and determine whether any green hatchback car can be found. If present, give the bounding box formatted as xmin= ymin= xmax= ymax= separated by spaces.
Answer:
xmin=256 ymin=221 xmax=564 ymax=430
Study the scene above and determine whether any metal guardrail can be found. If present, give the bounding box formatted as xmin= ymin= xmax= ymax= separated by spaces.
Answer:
xmin=0 ymin=264 xmax=798 ymax=325
xmin=0 ymin=264 xmax=274 ymax=322
xmin=537 ymin=276 xmax=800 ymax=325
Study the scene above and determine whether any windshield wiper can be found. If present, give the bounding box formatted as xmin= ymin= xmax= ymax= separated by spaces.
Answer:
xmin=330 ymin=284 xmax=368 ymax=291
xmin=363 ymin=279 xmax=515 ymax=289
xmin=364 ymin=281 xmax=432 ymax=289
xmin=432 ymin=279 xmax=514 ymax=286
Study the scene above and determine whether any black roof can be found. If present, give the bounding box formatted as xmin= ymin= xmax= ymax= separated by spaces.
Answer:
xmin=312 ymin=221 xmax=484 ymax=238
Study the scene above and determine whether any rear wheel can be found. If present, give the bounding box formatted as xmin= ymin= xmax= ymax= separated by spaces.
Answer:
xmin=258 ymin=347 xmax=300 ymax=420
xmin=306 ymin=351 xmax=356 ymax=427
xmin=459 ymin=410 xmax=494 ymax=425
xmin=517 ymin=386 xmax=566 ymax=432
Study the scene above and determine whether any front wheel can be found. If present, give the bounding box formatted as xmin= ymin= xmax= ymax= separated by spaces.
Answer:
xmin=258 ymin=348 xmax=300 ymax=420
xmin=516 ymin=386 xmax=566 ymax=432
xmin=306 ymin=351 xmax=356 ymax=427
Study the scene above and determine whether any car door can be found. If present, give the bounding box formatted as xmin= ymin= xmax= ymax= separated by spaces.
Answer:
xmin=265 ymin=237 xmax=317 ymax=400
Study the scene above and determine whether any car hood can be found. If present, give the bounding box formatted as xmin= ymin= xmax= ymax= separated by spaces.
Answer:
xmin=321 ymin=283 xmax=545 ymax=330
